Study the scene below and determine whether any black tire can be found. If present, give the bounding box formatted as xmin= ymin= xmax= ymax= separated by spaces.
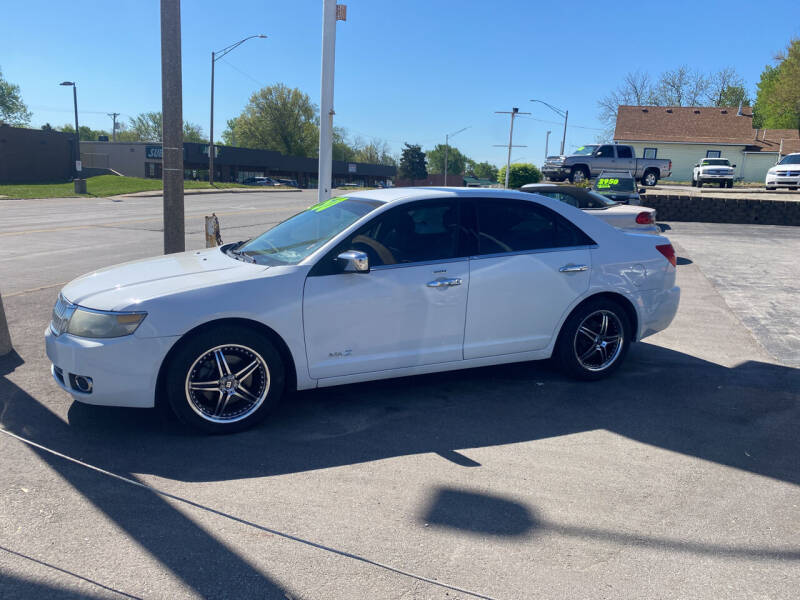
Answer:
xmin=766 ymin=187 xmax=776 ymax=191
xmin=569 ymin=166 xmax=589 ymax=184
xmin=642 ymin=170 xmax=658 ymax=186
xmin=691 ymin=177 xmax=696 ymax=187
xmin=696 ymin=179 xmax=703 ymax=188
xmin=727 ymin=180 xmax=734 ymax=188
xmin=165 ymin=325 xmax=285 ymax=434
xmin=719 ymin=181 xmax=725 ymax=188
xmin=555 ymin=298 xmax=632 ymax=381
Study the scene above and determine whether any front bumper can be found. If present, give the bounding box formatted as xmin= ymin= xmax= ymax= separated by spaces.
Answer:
xmin=766 ymin=174 xmax=800 ymax=187
xmin=542 ymin=166 xmax=569 ymax=177
xmin=45 ymin=327 xmax=179 ymax=408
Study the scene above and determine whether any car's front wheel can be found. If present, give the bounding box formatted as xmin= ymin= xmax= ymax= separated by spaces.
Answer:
xmin=555 ymin=299 xmax=631 ymax=380
xmin=165 ymin=325 xmax=285 ymax=433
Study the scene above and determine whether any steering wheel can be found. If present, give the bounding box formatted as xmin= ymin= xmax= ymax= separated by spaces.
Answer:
xmin=351 ymin=235 xmax=396 ymax=265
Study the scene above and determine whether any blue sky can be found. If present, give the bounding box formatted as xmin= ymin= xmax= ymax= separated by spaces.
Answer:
xmin=3 ymin=0 xmax=799 ymax=166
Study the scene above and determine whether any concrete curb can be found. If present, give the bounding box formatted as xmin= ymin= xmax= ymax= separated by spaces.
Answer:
xmin=112 ymin=187 xmax=303 ymax=199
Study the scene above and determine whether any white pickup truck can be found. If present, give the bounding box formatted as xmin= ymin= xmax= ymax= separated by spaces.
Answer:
xmin=542 ymin=144 xmax=672 ymax=186
xmin=692 ymin=158 xmax=736 ymax=188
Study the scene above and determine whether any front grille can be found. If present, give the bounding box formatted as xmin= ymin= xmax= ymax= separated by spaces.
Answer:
xmin=50 ymin=294 xmax=75 ymax=336
xmin=778 ymin=171 xmax=800 ymax=177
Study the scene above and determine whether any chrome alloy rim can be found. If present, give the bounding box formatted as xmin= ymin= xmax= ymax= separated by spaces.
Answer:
xmin=573 ymin=310 xmax=624 ymax=372
xmin=645 ymin=172 xmax=656 ymax=186
xmin=572 ymin=170 xmax=586 ymax=183
xmin=184 ymin=344 xmax=270 ymax=423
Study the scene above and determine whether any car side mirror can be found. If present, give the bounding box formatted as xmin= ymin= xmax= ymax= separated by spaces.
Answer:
xmin=694 ymin=163 xmax=699 ymax=167
xmin=337 ymin=250 xmax=369 ymax=273
xmin=638 ymin=187 xmax=646 ymax=194
xmin=732 ymin=164 xmax=737 ymax=168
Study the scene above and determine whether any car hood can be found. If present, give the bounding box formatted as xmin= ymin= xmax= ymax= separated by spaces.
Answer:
xmin=62 ymin=247 xmax=267 ymax=312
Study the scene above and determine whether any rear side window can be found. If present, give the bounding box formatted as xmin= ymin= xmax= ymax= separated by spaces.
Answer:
xmin=475 ymin=199 xmax=594 ymax=255
xmin=616 ymin=146 xmax=633 ymax=158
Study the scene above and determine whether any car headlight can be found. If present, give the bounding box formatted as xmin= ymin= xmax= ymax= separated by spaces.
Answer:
xmin=66 ymin=308 xmax=147 ymax=338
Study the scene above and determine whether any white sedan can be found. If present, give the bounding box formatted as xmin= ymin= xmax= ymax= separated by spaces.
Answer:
xmin=46 ymin=188 xmax=680 ymax=433
xmin=520 ymin=183 xmax=659 ymax=234
xmin=765 ymin=153 xmax=800 ymax=190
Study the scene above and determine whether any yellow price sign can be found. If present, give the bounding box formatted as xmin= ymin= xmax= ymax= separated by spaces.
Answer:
xmin=596 ymin=178 xmax=619 ymax=189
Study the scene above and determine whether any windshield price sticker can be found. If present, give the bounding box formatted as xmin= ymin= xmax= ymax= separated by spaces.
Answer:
xmin=309 ymin=197 xmax=347 ymax=212
xmin=596 ymin=178 xmax=619 ymax=189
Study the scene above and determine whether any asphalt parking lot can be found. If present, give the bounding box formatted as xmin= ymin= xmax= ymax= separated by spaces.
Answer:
xmin=1 ymin=190 xmax=798 ymax=599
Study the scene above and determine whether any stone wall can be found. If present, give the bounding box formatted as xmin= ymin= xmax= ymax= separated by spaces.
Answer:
xmin=642 ymin=194 xmax=800 ymax=226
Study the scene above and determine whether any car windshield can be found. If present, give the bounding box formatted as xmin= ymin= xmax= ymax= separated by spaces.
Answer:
xmin=594 ymin=175 xmax=635 ymax=193
xmin=778 ymin=155 xmax=800 ymax=165
xmin=571 ymin=145 xmax=598 ymax=156
xmin=237 ymin=197 xmax=379 ymax=265
xmin=701 ymin=159 xmax=730 ymax=166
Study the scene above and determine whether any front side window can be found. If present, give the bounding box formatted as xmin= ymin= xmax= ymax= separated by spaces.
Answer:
xmin=538 ymin=191 xmax=578 ymax=207
xmin=238 ymin=197 xmax=379 ymax=265
xmin=596 ymin=145 xmax=615 ymax=158
xmin=476 ymin=199 xmax=593 ymax=255
xmin=339 ymin=200 xmax=460 ymax=267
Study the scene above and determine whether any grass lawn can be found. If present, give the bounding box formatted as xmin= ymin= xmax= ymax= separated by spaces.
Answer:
xmin=0 ymin=175 xmax=258 ymax=199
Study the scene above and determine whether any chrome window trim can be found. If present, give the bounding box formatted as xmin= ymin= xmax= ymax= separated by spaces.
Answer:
xmin=370 ymin=257 xmax=469 ymax=272
xmin=469 ymin=244 xmax=598 ymax=261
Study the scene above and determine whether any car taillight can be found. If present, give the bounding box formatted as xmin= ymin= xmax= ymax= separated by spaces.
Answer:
xmin=656 ymin=243 xmax=676 ymax=267
xmin=636 ymin=211 xmax=654 ymax=224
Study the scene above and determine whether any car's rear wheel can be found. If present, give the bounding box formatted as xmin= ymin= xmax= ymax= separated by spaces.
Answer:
xmin=642 ymin=170 xmax=658 ymax=186
xmin=555 ymin=299 xmax=631 ymax=380
xmin=165 ymin=325 xmax=285 ymax=433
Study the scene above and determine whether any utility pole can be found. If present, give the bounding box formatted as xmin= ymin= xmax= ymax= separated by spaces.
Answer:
xmin=494 ymin=107 xmax=529 ymax=189
xmin=160 ymin=0 xmax=184 ymax=254
xmin=545 ymin=130 xmax=551 ymax=158
xmin=209 ymin=35 xmax=266 ymax=185
xmin=108 ymin=112 xmax=120 ymax=142
xmin=0 ymin=293 xmax=12 ymax=357
xmin=444 ymin=126 xmax=469 ymax=186
xmin=318 ymin=1 xmax=346 ymax=203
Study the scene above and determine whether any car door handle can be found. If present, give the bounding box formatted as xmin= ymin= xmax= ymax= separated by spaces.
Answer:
xmin=427 ymin=278 xmax=463 ymax=287
xmin=559 ymin=264 xmax=589 ymax=273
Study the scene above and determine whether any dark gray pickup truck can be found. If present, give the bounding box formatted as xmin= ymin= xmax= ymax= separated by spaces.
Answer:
xmin=542 ymin=144 xmax=672 ymax=186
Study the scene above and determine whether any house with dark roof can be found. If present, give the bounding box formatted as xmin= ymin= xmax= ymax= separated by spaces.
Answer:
xmin=613 ymin=106 xmax=800 ymax=182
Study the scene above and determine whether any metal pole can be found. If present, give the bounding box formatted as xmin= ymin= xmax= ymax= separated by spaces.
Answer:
xmin=560 ymin=110 xmax=568 ymax=156
xmin=545 ymin=130 xmax=551 ymax=158
xmin=160 ymin=0 xmax=185 ymax=254
xmin=444 ymin=133 xmax=449 ymax=186
xmin=209 ymin=51 xmax=215 ymax=185
xmin=108 ymin=112 xmax=119 ymax=142
xmin=72 ymin=85 xmax=80 ymax=175
xmin=504 ymin=108 xmax=518 ymax=189
xmin=318 ymin=0 xmax=338 ymax=203
xmin=0 ymin=293 xmax=12 ymax=357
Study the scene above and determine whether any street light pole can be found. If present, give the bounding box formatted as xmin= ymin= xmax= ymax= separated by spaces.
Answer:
xmin=545 ymin=130 xmax=551 ymax=158
xmin=209 ymin=34 xmax=267 ymax=185
xmin=318 ymin=1 xmax=346 ymax=203
xmin=59 ymin=82 xmax=80 ymax=178
xmin=494 ymin=107 xmax=530 ymax=189
xmin=530 ymin=99 xmax=568 ymax=155
xmin=444 ymin=126 xmax=469 ymax=186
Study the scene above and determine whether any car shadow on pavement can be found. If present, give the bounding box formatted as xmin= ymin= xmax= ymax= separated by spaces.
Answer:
xmin=1 ymin=341 xmax=799 ymax=595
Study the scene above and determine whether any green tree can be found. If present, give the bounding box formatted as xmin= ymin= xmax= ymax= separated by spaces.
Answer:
xmin=754 ymin=38 xmax=800 ymax=130
xmin=471 ymin=161 xmax=499 ymax=181
xmin=426 ymin=144 xmax=467 ymax=175
xmin=114 ymin=112 xmax=205 ymax=143
xmin=58 ymin=124 xmax=111 ymax=141
xmin=398 ymin=143 xmax=427 ymax=180
xmin=497 ymin=163 xmax=542 ymax=188
xmin=0 ymin=67 xmax=32 ymax=126
xmin=222 ymin=83 xmax=318 ymax=157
